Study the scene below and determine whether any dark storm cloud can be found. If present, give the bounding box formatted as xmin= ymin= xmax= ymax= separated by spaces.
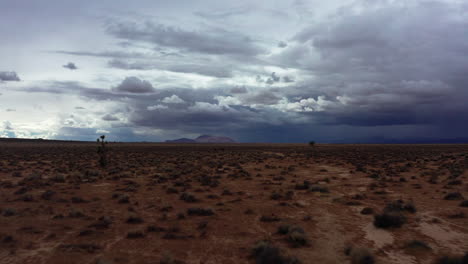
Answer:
xmin=230 ymin=86 xmax=247 ymax=94
xmin=273 ymin=0 xmax=468 ymax=130
xmin=282 ymin=76 xmax=294 ymax=83
xmin=108 ymin=59 xmax=233 ymax=78
xmin=63 ymin=62 xmax=78 ymax=70
xmin=244 ymin=90 xmax=280 ymax=105
xmin=54 ymin=126 xmax=138 ymax=142
xmin=106 ymin=21 xmax=265 ymax=56
xmin=0 ymin=71 xmax=20 ymax=81
xmin=265 ymin=72 xmax=280 ymax=85
xmin=112 ymin=77 xmax=155 ymax=93
xmin=256 ymin=72 xmax=282 ymax=85
xmin=53 ymin=50 xmax=153 ymax=59
xmin=3 ymin=121 xmax=13 ymax=130
xmin=194 ymin=7 xmax=251 ymax=20
xmin=102 ymin=114 xmax=119 ymax=121
xmin=277 ymin=41 xmax=287 ymax=48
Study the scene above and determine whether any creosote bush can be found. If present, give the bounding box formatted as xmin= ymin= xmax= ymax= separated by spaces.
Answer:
xmin=436 ymin=252 xmax=468 ymax=264
xmin=373 ymin=212 xmax=406 ymax=228
xmin=251 ymin=240 xmax=300 ymax=264
xmin=346 ymin=247 xmax=375 ymax=264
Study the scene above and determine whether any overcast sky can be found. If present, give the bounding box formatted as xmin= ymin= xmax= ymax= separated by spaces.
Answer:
xmin=1 ymin=0 xmax=467 ymax=142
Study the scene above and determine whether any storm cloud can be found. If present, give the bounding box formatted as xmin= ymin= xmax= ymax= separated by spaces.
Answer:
xmin=112 ymin=77 xmax=155 ymax=93
xmin=106 ymin=21 xmax=265 ymax=56
xmin=1 ymin=0 xmax=468 ymax=142
xmin=0 ymin=71 xmax=20 ymax=81
xmin=62 ymin=62 xmax=78 ymax=70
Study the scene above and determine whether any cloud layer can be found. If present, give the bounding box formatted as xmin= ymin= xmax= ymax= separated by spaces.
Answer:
xmin=0 ymin=71 xmax=20 ymax=81
xmin=1 ymin=0 xmax=467 ymax=142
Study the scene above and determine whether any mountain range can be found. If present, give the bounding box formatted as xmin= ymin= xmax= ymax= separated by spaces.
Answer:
xmin=165 ymin=135 xmax=236 ymax=143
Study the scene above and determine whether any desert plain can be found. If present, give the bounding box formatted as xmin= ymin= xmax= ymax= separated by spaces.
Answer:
xmin=0 ymin=141 xmax=467 ymax=264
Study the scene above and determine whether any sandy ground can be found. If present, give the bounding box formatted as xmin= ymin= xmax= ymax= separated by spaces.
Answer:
xmin=0 ymin=142 xmax=467 ymax=264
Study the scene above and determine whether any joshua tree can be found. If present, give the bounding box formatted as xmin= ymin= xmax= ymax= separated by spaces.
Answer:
xmin=97 ymin=135 xmax=108 ymax=167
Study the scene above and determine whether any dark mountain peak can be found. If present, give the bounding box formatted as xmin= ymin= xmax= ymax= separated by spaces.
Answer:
xmin=195 ymin=134 xmax=212 ymax=139
xmin=165 ymin=135 xmax=236 ymax=143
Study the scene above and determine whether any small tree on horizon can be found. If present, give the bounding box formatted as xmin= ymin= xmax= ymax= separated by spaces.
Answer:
xmin=308 ymin=141 xmax=315 ymax=146
xmin=97 ymin=135 xmax=108 ymax=167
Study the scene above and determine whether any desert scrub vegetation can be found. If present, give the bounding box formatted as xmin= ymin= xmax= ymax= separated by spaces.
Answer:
xmin=251 ymin=240 xmax=300 ymax=264
xmin=373 ymin=200 xmax=416 ymax=228
xmin=435 ymin=252 xmax=468 ymax=264
xmin=345 ymin=246 xmax=375 ymax=264
xmin=186 ymin=208 xmax=214 ymax=216
xmin=277 ymin=224 xmax=309 ymax=247
xmin=403 ymin=240 xmax=432 ymax=254
xmin=444 ymin=192 xmax=465 ymax=200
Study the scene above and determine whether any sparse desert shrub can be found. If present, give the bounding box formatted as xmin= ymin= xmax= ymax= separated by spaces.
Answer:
xmin=348 ymin=247 xmax=375 ymax=264
xmin=287 ymin=230 xmax=309 ymax=247
xmin=51 ymin=174 xmax=66 ymax=184
xmin=126 ymin=215 xmax=144 ymax=224
xmin=277 ymin=224 xmax=304 ymax=235
xmin=71 ymin=196 xmax=87 ymax=203
xmin=245 ymin=209 xmax=255 ymax=214
xmin=78 ymin=229 xmax=94 ymax=236
xmin=197 ymin=220 xmax=208 ymax=230
xmin=68 ymin=209 xmax=85 ymax=218
xmin=41 ymin=190 xmax=55 ymax=200
xmin=2 ymin=235 xmax=14 ymax=243
xmin=308 ymin=141 xmax=315 ymax=146
xmin=444 ymin=192 xmax=464 ymax=201
xmin=251 ymin=240 xmax=300 ymax=264
xmin=177 ymin=213 xmax=185 ymax=219
xmin=361 ymin=207 xmax=374 ymax=215
xmin=309 ymin=185 xmax=329 ymax=193
xmin=166 ymin=187 xmax=179 ymax=194
xmin=89 ymin=216 xmax=112 ymax=229
xmin=14 ymin=187 xmax=29 ymax=195
xmin=404 ymin=240 xmax=431 ymax=251
xmin=459 ymin=200 xmax=468 ymax=207
xmin=187 ymin=208 xmax=214 ymax=216
xmin=260 ymin=214 xmax=280 ymax=222
xmin=373 ymin=212 xmax=406 ymax=228
xmin=384 ymin=200 xmax=416 ymax=213
xmin=58 ymin=243 xmax=101 ymax=253
xmin=118 ymin=195 xmax=130 ymax=204
xmin=127 ymin=230 xmax=145 ymax=239
xmin=180 ymin=193 xmax=198 ymax=203
xmin=21 ymin=194 xmax=34 ymax=202
xmin=12 ymin=171 xmax=22 ymax=178
xmin=447 ymin=180 xmax=462 ymax=185
xmin=271 ymin=192 xmax=282 ymax=200
xmin=294 ymin=181 xmax=310 ymax=190
xmin=160 ymin=253 xmax=176 ymax=264
xmin=435 ymin=252 xmax=468 ymax=264
xmin=147 ymin=225 xmax=165 ymax=232
xmin=447 ymin=211 xmax=465 ymax=219
xmin=277 ymin=224 xmax=308 ymax=247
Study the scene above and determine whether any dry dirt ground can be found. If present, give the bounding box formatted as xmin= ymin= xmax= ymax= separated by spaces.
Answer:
xmin=0 ymin=142 xmax=467 ymax=264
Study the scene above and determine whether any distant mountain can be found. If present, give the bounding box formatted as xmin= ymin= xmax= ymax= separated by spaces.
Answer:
xmin=194 ymin=135 xmax=236 ymax=143
xmin=164 ymin=138 xmax=196 ymax=143
xmin=165 ymin=135 xmax=236 ymax=143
